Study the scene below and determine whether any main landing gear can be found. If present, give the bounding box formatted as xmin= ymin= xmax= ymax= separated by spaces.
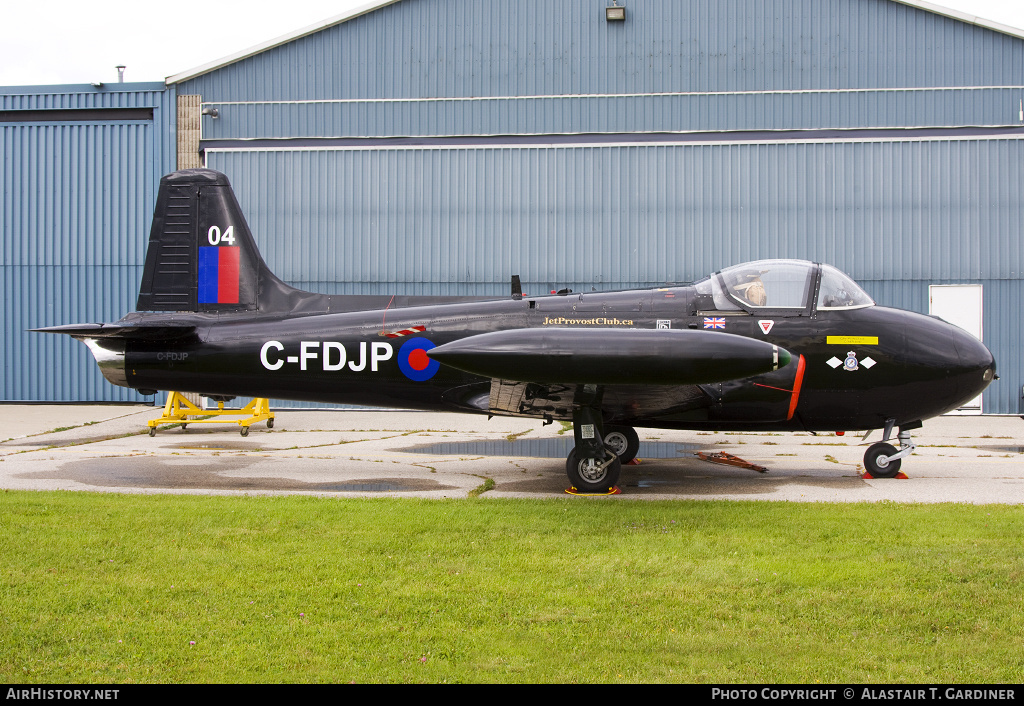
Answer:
xmin=863 ymin=420 xmax=919 ymax=478
xmin=564 ymin=406 xmax=639 ymax=493
xmin=566 ymin=446 xmax=621 ymax=494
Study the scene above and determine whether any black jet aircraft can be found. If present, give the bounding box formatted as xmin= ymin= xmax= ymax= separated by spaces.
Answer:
xmin=36 ymin=169 xmax=997 ymax=492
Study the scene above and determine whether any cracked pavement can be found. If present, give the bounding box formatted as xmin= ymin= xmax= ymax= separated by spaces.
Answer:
xmin=1 ymin=405 xmax=1022 ymax=502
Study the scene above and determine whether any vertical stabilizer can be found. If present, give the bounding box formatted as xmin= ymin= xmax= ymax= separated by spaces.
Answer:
xmin=137 ymin=169 xmax=267 ymax=312
xmin=134 ymin=168 xmax=482 ymax=317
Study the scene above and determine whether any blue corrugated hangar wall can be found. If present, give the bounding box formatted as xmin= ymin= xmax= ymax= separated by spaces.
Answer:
xmin=171 ymin=0 xmax=1024 ymax=414
xmin=1 ymin=83 xmax=176 ymax=401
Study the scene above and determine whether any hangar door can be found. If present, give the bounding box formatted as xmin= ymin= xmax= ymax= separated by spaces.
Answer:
xmin=1 ymin=113 xmax=160 ymax=401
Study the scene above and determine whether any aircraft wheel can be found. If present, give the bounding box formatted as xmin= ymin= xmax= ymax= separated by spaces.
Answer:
xmin=604 ymin=425 xmax=640 ymax=465
xmin=240 ymin=426 xmax=250 ymax=437
xmin=566 ymin=446 xmax=621 ymax=493
xmin=864 ymin=442 xmax=900 ymax=478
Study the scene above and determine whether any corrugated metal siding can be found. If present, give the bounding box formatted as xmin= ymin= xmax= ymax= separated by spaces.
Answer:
xmin=1 ymin=83 xmax=170 ymax=111
xmin=981 ymin=279 xmax=1024 ymax=415
xmin=3 ymin=123 xmax=154 ymax=267
xmin=178 ymin=0 xmax=1024 ymax=102
xmin=2 ymin=266 xmax=144 ymax=401
xmin=1 ymin=84 xmax=176 ymax=401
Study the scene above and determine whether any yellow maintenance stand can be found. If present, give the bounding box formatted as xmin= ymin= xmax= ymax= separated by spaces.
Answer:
xmin=147 ymin=392 xmax=274 ymax=437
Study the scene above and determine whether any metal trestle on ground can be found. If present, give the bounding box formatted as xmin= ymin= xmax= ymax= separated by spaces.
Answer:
xmin=147 ymin=392 xmax=274 ymax=436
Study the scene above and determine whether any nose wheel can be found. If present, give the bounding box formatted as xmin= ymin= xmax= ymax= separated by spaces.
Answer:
xmin=864 ymin=442 xmax=901 ymax=478
xmin=863 ymin=426 xmax=917 ymax=478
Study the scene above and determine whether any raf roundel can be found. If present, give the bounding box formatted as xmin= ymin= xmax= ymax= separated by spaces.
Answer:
xmin=397 ymin=338 xmax=441 ymax=381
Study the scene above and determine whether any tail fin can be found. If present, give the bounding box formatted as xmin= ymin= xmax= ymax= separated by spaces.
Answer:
xmin=137 ymin=168 xmax=326 ymax=314
xmin=136 ymin=168 xmax=505 ymax=317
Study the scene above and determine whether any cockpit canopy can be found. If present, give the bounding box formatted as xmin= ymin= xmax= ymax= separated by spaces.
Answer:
xmin=695 ymin=260 xmax=874 ymax=314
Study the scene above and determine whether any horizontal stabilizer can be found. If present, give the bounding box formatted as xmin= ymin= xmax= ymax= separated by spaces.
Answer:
xmin=30 ymin=323 xmax=196 ymax=340
xmin=428 ymin=328 xmax=791 ymax=385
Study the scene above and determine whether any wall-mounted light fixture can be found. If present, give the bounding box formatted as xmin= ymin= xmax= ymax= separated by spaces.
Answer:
xmin=201 ymin=107 xmax=220 ymax=119
xmin=606 ymin=1 xmax=625 ymax=22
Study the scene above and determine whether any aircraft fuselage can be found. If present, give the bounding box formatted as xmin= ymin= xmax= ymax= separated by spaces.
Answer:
xmin=118 ymin=285 xmax=993 ymax=434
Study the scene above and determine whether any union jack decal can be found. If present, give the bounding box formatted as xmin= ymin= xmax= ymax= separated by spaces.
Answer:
xmin=703 ymin=317 xmax=726 ymax=330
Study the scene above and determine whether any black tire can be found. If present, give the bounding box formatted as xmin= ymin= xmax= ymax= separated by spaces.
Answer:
xmin=267 ymin=418 xmax=274 ymax=429
xmin=240 ymin=426 xmax=250 ymax=437
xmin=148 ymin=427 xmax=156 ymax=437
xmin=603 ymin=425 xmax=640 ymax=465
xmin=864 ymin=442 xmax=901 ymax=478
xmin=566 ymin=446 xmax=621 ymax=493
xmin=180 ymin=424 xmax=187 ymax=431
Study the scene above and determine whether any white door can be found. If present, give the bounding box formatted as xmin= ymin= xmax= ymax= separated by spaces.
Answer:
xmin=929 ymin=284 xmax=983 ymax=414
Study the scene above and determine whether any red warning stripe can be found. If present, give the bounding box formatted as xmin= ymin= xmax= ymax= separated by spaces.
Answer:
xmin=787 ymin=354 xmax=806 ymax=420
xmin=384 ymin=325 xmax=426 ymax=339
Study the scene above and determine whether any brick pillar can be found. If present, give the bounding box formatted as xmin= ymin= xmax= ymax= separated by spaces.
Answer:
xmin=177 ymin=95 xmax=202 ymax=169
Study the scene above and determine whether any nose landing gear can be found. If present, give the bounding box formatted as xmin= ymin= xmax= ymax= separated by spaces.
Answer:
xmin=863 ymin=421 xmax=918 ymax=478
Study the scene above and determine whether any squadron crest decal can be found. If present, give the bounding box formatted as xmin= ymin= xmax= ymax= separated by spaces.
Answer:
xmin=826 ymin=352 xmax=877 ymax=371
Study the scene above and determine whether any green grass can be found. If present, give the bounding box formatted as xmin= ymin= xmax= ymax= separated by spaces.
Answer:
xmin=1 ymin=491 xmax=1022 ymax=683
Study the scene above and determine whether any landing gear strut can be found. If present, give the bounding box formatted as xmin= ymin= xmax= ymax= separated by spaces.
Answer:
xmin=565 ymin=406 xmax=621 ymax=493
xmin=863 ymin=421 xmax=918 ymax=478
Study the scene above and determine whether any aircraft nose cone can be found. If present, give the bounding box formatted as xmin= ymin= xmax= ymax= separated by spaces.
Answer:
xmin=950 ymin=324 xmax=996 ymax=401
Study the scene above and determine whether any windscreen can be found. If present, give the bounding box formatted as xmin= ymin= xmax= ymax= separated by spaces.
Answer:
xmin=816 ymin=264 xmax=874 ymax=310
